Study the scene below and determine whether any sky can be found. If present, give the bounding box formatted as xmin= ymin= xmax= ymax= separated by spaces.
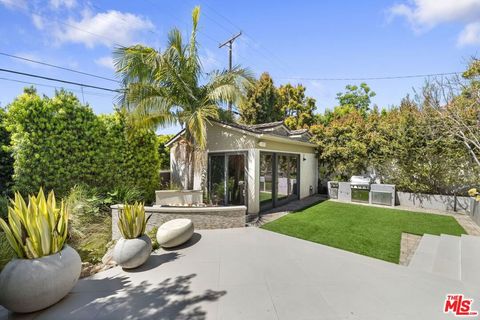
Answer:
xmin=0 ymin=0 xmax=479 ymax=134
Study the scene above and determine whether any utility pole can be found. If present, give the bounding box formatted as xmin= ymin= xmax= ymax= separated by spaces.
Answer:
xmin=219 ymin=31 xmax=242 ymax=114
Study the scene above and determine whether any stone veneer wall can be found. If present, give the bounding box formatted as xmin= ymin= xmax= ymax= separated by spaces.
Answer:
xmin=111 ymin=205 xmax=247 ymax=239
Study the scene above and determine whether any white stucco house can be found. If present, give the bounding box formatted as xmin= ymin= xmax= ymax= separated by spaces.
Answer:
xmin=165 ymin=119 xmax=318 ymax=215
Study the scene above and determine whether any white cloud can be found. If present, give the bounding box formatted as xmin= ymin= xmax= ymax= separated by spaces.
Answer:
xmin=458 ymin=21 xmax=480 ymax=45
xmin=0 ymin=0 xmax=27 ymax=10
xmin=95 ymin=56 xmax=115 ymax=70
xmin=31 ymin=14 xmax=44 ymax=30
xmin=54 ymin=10 xmax=154 ymax=48
xmin=389 ymin=0 xmax=480 ymax=46
xmin=50 ymin=0 xmax=76 ymax=10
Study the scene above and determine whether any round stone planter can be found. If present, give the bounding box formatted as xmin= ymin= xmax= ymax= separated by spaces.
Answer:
xmin=113 ymin=234 xmax=152 ymax=269
xmin=0 ymin=245 xmax=81 ymax=313
xmin=156 ymin=218 xmax=194 ymax=248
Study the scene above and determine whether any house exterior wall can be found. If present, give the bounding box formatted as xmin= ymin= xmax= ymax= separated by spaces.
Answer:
xmin=169 ymin=122 xmax=318 ymax=215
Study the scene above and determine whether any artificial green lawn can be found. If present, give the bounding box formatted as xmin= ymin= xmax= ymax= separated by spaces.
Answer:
xmin=261 ymin=200 xmax=466 ymax=263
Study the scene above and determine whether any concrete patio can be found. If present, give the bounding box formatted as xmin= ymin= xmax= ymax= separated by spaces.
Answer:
xmin=1 ymin=227 xmax=479 ymax=320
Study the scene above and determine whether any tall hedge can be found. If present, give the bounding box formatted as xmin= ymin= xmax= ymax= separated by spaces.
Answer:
xmin=6 ymin=89 xmax=160 ymax=201
xmin=0 ymin=108 xmax=13 ymax=195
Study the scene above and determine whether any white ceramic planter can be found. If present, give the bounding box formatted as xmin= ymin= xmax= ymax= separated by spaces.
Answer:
xmin=0 ymin=245 xmax=81 ymax=313
xmin=113 ymin=234 xmax=152 ymax=269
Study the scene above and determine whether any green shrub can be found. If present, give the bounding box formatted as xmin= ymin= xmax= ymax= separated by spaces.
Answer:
xmin=0 ymin=195 xmax=8 ymax=221
xmin=5 ymin=89 xmax=160 ymax=200
xmin=147 ymin=226 xmax=159 ymax=251
xmin=0 ymin=108 xmax=13 ymax=195
xmin=65 ymin=186 xmax=112 ymax=263
xmin=0 ymin=232 xmax=15 ymax=271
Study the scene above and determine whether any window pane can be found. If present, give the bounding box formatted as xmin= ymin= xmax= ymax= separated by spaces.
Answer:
xmin=277 ymin=155 xmax=288 ymax=201
xmin=209 ymin=155 xmax=225 ymax=205
xmin=289 ymin=155 xmax=298 ymax=197
xmin=228 ymin=154 xmax=245 ymax=205
xmin=260 ymin=153 xmax=273 ymax=207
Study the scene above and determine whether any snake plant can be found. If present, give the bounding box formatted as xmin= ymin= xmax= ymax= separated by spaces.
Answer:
xmin=0 ymin=188 xmax=69 ymax=259
xmin=117 ymin=202 xmax=150 ymax=239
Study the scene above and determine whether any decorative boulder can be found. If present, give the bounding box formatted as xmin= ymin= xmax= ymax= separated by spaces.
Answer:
xmin=0 ymin=245 xmax=82 ymax=313
xmin=156 ymin=219 xmax=194 ymax=248
xmin=113 ymin=234 xmax=152 ymax=269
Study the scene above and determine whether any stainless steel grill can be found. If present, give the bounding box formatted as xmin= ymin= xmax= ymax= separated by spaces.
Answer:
xmin=350 ymin=176 xmax=371 ymax=203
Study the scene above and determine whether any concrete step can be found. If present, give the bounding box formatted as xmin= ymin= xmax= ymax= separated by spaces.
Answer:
xmin=431 ymin=234 xmax=461 ymax=280
xmin=408 ymin=234 xmax=440 ymax=272
xmin=461 ymin=235 xmax=480 ymax=288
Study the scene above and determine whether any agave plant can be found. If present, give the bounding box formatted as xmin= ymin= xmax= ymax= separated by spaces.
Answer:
xmin=0 ymin=188 xmax=69 ymax=259
xmin=117 ymin=202 xmax=150 ymax=239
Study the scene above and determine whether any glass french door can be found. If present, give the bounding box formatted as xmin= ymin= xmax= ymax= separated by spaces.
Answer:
xmin=259 ymin=152 xmax=299 ymax=210
xmin=275 ymin=153 xmax=299 ymax=206
xmin=208 ymin=153 xmax=246 ymax=206
xmin=260 ymin=153 xmax=274 ymax=210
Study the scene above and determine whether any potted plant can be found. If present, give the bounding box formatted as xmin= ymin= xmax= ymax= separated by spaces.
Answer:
xmin=468 ymin=188 xmax=480 ymax=218
xmin=0 ymin=189 xmax=81 ymax=313
xmin=113 ymin=202 xmax=152 ymax=269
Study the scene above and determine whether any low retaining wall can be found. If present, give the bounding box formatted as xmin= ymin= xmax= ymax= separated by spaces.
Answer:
xmin=111 ymin=205 xmax=246 ymax=240
xmin=155 ymin=190 xmax=203 ymax=206
xmin=396 ymin=192 xmax=471 ymax=213
xmin=469 ymin=199 xmax=480 ymax=226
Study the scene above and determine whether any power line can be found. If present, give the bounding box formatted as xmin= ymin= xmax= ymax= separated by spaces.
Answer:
xmin=0 ymin=76 xmax=117 ymax=98
xmin=0 ymin=52 xmax=119 ymax=83
xmin=276 ymin=72 xmax=463 ymax=82
xmin=0 ymin=68 xmax=120 ymax=92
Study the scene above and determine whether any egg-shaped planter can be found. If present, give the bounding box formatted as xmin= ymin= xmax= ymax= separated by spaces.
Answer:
xmin=0 ymin=245 xmax=81 ymax=313
xmin=113 ymin=234 xmax=152 ymax=269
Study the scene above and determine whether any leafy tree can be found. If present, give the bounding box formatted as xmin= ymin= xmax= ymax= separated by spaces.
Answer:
xmin=157 ymin=134 xmax=173 ymax=170
xmin=239 ymin=72 xmax=280 ymax=124
xmin=277 ymin=83 xmax=316 ymax=129
xmin=336 ymin=83 xmax=376 ymax=115
xmin=0 ymin=107 xmax=13 ymax=195
xmin=310 ymin=109 xmax=368 ymax=180
xmin=115 ymin=7 xmax=252 ymax=189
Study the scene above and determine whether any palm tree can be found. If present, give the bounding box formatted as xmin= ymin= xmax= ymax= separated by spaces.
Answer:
xmin=114 ymin=7 xmax=253 ymax=190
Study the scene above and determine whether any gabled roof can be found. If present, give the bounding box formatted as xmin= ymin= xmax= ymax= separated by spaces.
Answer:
xmin=164 ymin=119 xmax=315 ymax=147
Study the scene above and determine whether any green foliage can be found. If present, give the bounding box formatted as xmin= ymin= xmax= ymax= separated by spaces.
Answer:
xmin=147 ymin=226 xmax=160 ymax=251
xmin=311 ymin=109 xmax=368 ymax=180
xmin=239 ymin=72 xmax=282 ymax=124
xmin=277 ymin=83 xmax=316 ymax=129
xmin=115 ymin=7 xmax=252 ymax=189
xmin=65 ymin=185 xmax=113 ymax=263
xmin=336 ymin=83 xmax=376 ymax=115
xmin=239 ymin=73 xmax=317 ymax=129
xmin=5 ymin=90 xmax=160 ymax=201
xmin=0 ymin=108 xmax=14 ymax=195
xmin=0 ymin=232 xmax=16 ymax=271
xmin=0 ymin=195 xmax=7 ymax=221
xmin=157 ymin=134 xmax=173 ymax=170
xmin=0 ymin=188 xmax=68 ymax=259
xmin=117 ymin=202 xmax=150 ymax=239
xmin=312 ymin=79 xmax=479 ymax=194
